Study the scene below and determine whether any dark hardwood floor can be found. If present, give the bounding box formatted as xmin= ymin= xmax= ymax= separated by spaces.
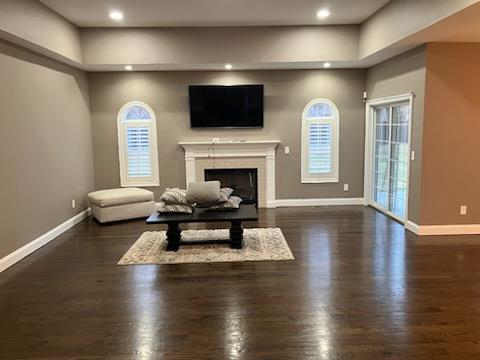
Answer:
xmin=2 ymin=206 xmax=480 ymax=359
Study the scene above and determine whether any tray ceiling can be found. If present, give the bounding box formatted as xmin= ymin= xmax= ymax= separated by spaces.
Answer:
xmin=40 ymin=0 xmax=391 ymax=27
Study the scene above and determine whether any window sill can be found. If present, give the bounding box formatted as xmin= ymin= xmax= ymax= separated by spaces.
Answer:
xmin=121 ymin=181 xmax=159 ymax=188
xmin=301 ymin=178 xmax=339 ymax=184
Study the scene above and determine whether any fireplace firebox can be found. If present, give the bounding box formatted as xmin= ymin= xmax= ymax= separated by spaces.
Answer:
xmin=204 ymin=168 xmax=258 ymax=206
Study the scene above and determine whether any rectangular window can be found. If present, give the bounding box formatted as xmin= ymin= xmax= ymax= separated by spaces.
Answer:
xmin=372 ymin=102 xmax=410 ymax=220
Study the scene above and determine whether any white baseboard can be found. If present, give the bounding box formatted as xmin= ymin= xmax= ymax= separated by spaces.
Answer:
xmin=271 ymin=198 xmax=365 ymax=208
xmin=265 ymin=201 xmax=277 ymax=208
xmin=404 ymin=221 xmax=420 ymax=234
xmin=0 ymin=208 xmax=91 ymax=274
xmin=405 ymin=220 xmax=480 ymax=236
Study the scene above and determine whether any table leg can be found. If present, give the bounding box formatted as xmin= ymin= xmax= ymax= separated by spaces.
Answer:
xmin=166 ymin=222 xmax=181 ymax=251
xmin=230 ymin=220 xmax=243 ymax=249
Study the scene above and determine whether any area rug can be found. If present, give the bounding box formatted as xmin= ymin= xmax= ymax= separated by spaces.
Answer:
xmin=118 ymin=228 xmax=294 ymax=265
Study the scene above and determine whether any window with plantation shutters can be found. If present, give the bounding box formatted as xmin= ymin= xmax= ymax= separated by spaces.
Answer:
xmin=117 ymin=102 xmax=159 ymax=187
xmin=301 ymin=99 xmax=339 ymax=183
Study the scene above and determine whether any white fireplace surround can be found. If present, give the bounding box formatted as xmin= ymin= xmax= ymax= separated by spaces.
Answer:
xmin=179 ymin=140 xmax=281 ymax=208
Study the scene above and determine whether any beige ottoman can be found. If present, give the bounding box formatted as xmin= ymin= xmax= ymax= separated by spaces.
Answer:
xmin=88 ymin=188 xmax=155 ymax=223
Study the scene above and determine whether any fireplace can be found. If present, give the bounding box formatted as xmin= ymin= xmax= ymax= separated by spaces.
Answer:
xmin=204 ymin=168 xmax=258 ymax=206
xmin=180 ymin=140 xmax=280 ymax=207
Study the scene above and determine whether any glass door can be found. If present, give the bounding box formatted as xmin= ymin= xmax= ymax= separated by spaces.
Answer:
xmin=372 ymin=102 xmax=410 ymax=221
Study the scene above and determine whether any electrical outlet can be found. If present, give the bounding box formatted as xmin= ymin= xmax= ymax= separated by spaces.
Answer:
xmin=410 ymin=151 xmax=415 ymax=161
xmin=460 ymin=205 xmax=467 ymax=215
xmin=71 ymin=199 xmax=76 ymax=209
xmin=343 ymin=184 xmax=349 ymax=192
xmin=284 ymin=146 xmax=290 ymax=154
xmin=212 ymin=138 xmax=220 ymax=143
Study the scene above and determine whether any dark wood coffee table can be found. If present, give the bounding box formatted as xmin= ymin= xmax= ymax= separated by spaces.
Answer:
xmin=146 ymin=205 xmax=258 ymax=251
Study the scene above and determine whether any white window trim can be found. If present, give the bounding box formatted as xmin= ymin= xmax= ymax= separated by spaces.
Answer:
xmin=301 ymin=98 xmax=340 ymax=183
xmin=117 ymin=101 xmax=160 ymax=187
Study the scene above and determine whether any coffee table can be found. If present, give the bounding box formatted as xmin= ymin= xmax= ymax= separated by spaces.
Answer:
xmin=146 ymin=205 xmax=258 ymax=251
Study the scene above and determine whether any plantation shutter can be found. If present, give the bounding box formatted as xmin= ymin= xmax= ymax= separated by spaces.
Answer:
xmin=308 ymin=121 xmax=332 ymax=174
xmin=125 ymin=125 xmax=151 ymax=177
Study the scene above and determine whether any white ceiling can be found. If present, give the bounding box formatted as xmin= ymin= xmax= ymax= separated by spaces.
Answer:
xmin=39 ymin=0 xmax=391 ymax=27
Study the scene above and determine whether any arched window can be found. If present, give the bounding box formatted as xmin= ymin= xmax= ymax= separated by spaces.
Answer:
xmin=301 ymin=98 xmax=339 ymax=183
xmin=117 ymin=101 xmax=159 ymax=187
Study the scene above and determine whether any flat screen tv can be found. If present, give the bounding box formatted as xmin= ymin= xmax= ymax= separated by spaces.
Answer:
xmin=189 ymin=85 xmax=264 ymax=128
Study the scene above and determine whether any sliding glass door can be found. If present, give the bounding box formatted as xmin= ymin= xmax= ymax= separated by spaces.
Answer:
xmin=372 ymin=102 xmax=410 ymax=221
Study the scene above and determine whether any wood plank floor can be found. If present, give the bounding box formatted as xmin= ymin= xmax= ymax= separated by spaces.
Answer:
xmin=2 ymin=206 xmax=480 ymax=359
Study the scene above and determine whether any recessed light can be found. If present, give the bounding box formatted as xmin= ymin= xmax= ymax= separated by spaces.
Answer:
xmin=317 ymin=8 xmax=331 ymax=19
xmin=323 ymin=62 xmax=331 ymax=68
xmin=225 ymin=64 xmax=233 ymax=70
xmin=109 ymin=10 xmax=124 ymax=21
xmin=124 ymin=65 xmax=133 ymax=71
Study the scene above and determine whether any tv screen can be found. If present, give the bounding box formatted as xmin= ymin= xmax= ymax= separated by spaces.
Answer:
xmin=189 ymin=85 xmax=264 ymax=128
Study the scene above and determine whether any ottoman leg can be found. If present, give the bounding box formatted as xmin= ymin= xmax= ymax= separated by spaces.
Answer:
xmin=166 ymin=222 xmax=181 ymax=251
xmin=230 ymin=221 xmax=243 ymax=249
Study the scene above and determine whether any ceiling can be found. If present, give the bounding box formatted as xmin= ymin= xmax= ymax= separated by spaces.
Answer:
xmin=39 ymin=0 xmax=391 ymax=27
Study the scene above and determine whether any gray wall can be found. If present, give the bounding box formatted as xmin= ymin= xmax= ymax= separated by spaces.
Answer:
xmin=0 ymin=40 xmax=94 ymax=259
xmin=0 ymin=0 xmax=82 ymax=63
xmin=366 ymin=46 xmax=427 ymax=223
xmin=88 ymin=69 xmax=366 ymax=200
xmin=81 ymin=26 xmax=358 ymax=67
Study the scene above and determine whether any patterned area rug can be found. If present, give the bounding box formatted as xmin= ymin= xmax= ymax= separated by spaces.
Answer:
xmin=118 ymin=228 xmax=294 ymax=265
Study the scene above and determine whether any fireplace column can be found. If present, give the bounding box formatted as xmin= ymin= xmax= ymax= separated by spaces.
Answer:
xmin=266 ymin=148 xmax=276 ymax=208
xmin=185 ymin=153 xmax=197 ymax=184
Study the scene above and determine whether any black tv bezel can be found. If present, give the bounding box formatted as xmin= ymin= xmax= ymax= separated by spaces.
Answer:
xmin=188 ymin=84 xmax=264 ymax=129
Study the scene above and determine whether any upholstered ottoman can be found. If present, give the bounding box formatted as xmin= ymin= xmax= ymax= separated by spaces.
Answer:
xmin=88 ymin=188 xmax=155 ymax=223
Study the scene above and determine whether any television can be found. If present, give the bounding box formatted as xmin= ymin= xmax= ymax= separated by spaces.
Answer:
xmin=189 ymin=85 xmax=264 ymax=128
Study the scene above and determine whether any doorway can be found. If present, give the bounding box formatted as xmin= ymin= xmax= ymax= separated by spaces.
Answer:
xmin=364 ymin=94 xmax=413 ymax=223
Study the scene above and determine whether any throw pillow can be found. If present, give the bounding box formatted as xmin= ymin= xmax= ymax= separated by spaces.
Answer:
xmin=186 ymin=181 xmax=221 ymax=205
xmin=160 ymin=188 xmax=188 ymax=205
xmin=205 ymin=196 xmax=243 ymax=211
xmin=157 ymin=201 xmax=193 ymax=214
xmin=219 ymin=187 xmax=234 ymax=202
xmin=195 ymin=187 xmax=234 ymax=207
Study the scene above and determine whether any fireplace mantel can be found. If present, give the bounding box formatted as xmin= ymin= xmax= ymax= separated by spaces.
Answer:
xmin=179 ymin=140 xmax=281 ymax=208
xmin=179 ymin=140 xmax=281 ymax=158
